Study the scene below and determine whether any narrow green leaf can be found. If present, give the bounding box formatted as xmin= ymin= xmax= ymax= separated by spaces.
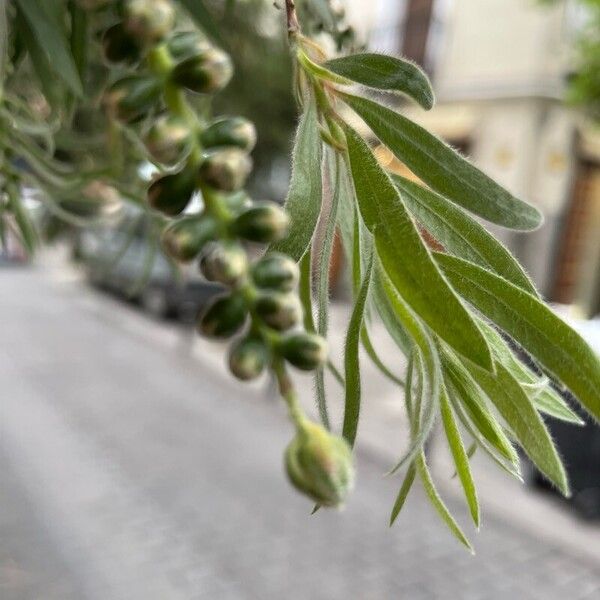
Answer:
xmin=325 ymin=53 xmax=434 ymax=110
xmin=299 ymin=250 xmax=330 ymax=430
xmin=344 ymin=124 xmax=493 ymax=371
xmin=379 ymin=269 xmax=441 ymax=474
xmin=467 ymin=362 xmax=569 ymax=496
xmin=361 ymin=325 xmax=405 ymax=387
xmin=341 ymin=93 xmax=542 ymax=230
xmin=342 ymin=252 xmax=373 ymax=447
xmin=371 ymin=270 xmax=412 ymax=354
xmin=418 ymin=453 xmax=473 ymax=551
xmin=479 ymin=321 xmax=584 ymax=425
xmin=299 ymin=250 xmax=316 ymax=333
xmin=447 ymin=382 xmax=523 ymax=481
xmin=393 ymin=175 xmax=537 ymax=296
xmin=440 ymin=389 xmax=480 ymax=527
xmin=437 ymin=253 xmax=600 ymax=423
xmin=15 ymin=0 xmax=83 ymax=96
xmin=452 ymin=442 xmax=477 ymax=479
xmin=442 ymin=350 xmax=519 ymax=465
xmin=6 ymin=181 xmax=37 ymax=254
xmin=315 ymin=150 xmax=341 ymax=427
xmin=16 ymin=12 xmax=63 ymax=107
xmin=69 ymin=0 xmax=88 ymax=81
xmin=271 ymin=99 xmax=322 ymax=261
xmin=0 ymin=0 xmax=8 ymax=88
xmin=389 ymin=464 xmax=416 ymax=525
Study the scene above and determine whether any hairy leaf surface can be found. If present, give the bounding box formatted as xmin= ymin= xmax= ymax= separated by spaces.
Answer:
xmin=344 ymin=125 xmax=492 ymax=370
xmin=393 ymin=175 xmax=537 ymax=295
xmin=341 ymin=93 xmax=542 ymax=230
xmin=325 ymin=53 xmax=434 ymax=110
xmin=271 ymin=99 xmax=322 ymax=261
xmin=437 ymin=254 xmax=600 ymax=422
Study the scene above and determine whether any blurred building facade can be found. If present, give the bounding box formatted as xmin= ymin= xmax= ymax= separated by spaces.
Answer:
xmin=345 ymin=0 xmax=600 ymax=316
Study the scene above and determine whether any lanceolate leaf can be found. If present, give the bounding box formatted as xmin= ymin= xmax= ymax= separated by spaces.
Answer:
xmin=341 ymin=93 xmax=542 ymax=231
xmin=440 ymin=389 xmax=480 ymax=527
xmin=417 ymin=453 xmax=473 ymax=551
xmin=271 ymin=99 xmax=322 ymax=261
xmin=325 ymin=53 xmax=434 ymax=110
xmin=447 ymin=383 xmax=523 ymax=481
xmin=379 ymin=269 xmax=441 ymax=473
xmin=437 ymin=254 xmax=600 ymax=423
xmin=389 ymin=464 xmax=416 ymax=525
xmin=467 ymin=362 xmax=569 ymax=496
xmin=479 ymin=321 xmax=584 ymax=425
xmin=342 ymin=252 xmax=373 ymax=447
xmin=315 ymin=151 xmax=341 ymax=429
xmin=442 ymin=350 xmax=518 ymax=465
xmin=344 ymin=124 xmax=493 ymax=371
xmin=15 ymin=0 xmax=83 ymax=96
xmin=393 ymin=175 xmax=537 ymax=296
xmin=371 ymin=270 xmax=413 ymax=354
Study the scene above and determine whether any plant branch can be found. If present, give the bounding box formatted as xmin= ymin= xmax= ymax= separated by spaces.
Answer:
xmin=284 ymin=0 xmax=300 ymax=38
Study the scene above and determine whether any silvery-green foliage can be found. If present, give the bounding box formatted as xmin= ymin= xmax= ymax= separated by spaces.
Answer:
xmin=1 ymin=0 xmax=599 ymax=550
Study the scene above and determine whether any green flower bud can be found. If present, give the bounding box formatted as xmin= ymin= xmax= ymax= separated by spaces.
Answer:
xmin=161 ymin=215 xmax=217 ymax=262
xmin=147 ymin=170 xmax=196 ymax=216
xmin=199 ymin=241 xmax=247 ymax=286
xmin=123 ymin=0 xmax=175 ymax=44
xmin=145 ymin=115 xmax=190 ymax=165
xmin=251 ymin=253 xmax=299 ymax=292
xmin=167 ymin=31 xmax=211 ymax=62
xmin=232 ymin=202 xmax=289 ymax=244
xmin=197 ymin=293 xmax=247 ymax=339
xmin=171 ymin=48 xmax=233 ymax=94
xmin=200 ymin=117 xmax=257 ymax=153
xmin=285 ymin=421 xmax=355 ymax=507
xmin=255 ymin=292 xmax=302 ymax=331
xmin=103 ymin=75 xmax=161 ymax=123
xmin=228 ymin=336 xmax=268 ymax=381
xmin=199 ymin=148 xmax=252 ymax=192
xmin=102 ymin=23 xmax=141 ymax=64
xmin=280 ymin=332 xmax=328 ymax=371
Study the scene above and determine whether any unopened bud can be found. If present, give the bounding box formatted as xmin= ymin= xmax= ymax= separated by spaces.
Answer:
xmin=147 ymin=170 xmax=196 ymax=216
xmin=251 ymin=253 xmax=299 ymax=292
xmin=145 ymin=115 xmax=190 ymax=165
xmin=103 ymin=75 xmax=161 ymax=123
xmin=285 ymin=421 xmax=355 ymax=507
xmin=229 ymin=336 xmax=268 ymax=381
xmin=123 ymin=0 xmax=175 ymax=44
xmin=102 ymin=23 xmax=141 ymax=64
xmin=199 ymin=148 xmax=252 ymax=192
xmin=172 ymin=48 xmax=233 ymax=94
xmin=199 ymin=241 xmax=247 ymax=286
xmin=161 ymin=215 xmax=217 ymax=262
xmin=167 ymin=31 xmax=211 ymax=62
xmin=255 ymin=292 xmax=302 ymax=331
xmin=197 ymin=293 xmax=247 ymax=339
xmin=201 ymin=117 xmax=257 ymax=153
xmin=280 ymin=332 xmax=327 ymax=371
xmin=233 ymin=202 xmax=289 ymax=244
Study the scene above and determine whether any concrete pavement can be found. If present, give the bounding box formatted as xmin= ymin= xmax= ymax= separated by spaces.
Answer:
xmin=1 ymin=261 xmax=599 ymax=599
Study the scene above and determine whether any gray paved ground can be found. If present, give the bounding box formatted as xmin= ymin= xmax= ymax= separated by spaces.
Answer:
xmin=1 ymin=266 xmax=600 ymax=599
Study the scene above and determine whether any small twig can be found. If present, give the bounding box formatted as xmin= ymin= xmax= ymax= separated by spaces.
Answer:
xmin=284 ymin=0 xmax=300 ymax=38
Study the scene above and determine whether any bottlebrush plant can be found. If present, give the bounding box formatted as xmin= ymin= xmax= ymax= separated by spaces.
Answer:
xmin=0 ymin=0 xmax=598 ymax=551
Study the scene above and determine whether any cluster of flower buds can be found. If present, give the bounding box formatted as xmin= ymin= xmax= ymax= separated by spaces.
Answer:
xmin=95 ymin=0 xmax=353 ymax=508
